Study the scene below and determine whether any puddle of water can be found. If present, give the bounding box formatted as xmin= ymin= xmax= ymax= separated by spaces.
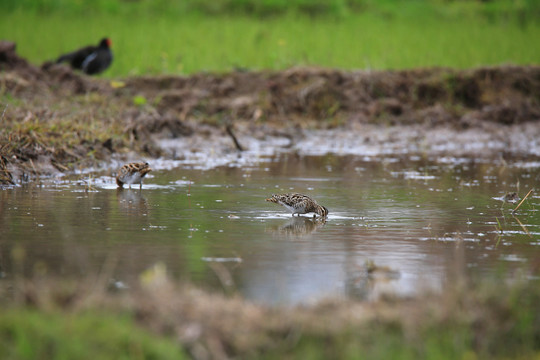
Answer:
xmin=1 ymin=155 xmax=539 ymax=306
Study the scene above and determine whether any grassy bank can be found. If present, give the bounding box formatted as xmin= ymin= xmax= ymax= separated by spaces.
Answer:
xmin=1 ymin=276 xmax=539 ymax=359
xmin=1 ymin=2 xmax=538 ymax=76
xmin=0 ymin=310 xmax=186 ymax=360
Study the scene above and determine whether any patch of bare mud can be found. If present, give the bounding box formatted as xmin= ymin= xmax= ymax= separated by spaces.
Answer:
xmin=156 ymin=121 xmax=540 ymax=170
xmin=125 ymin=65 xmax=540 ymax=127
xmin=1 ymin=40 xmax=540 ymax=181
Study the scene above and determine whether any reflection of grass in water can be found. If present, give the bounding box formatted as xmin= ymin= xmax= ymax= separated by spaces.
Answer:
xmin=1 ymin=8 xmax=538 ymax=76
xmin=494 ymin=216 xmax=504 ymax=248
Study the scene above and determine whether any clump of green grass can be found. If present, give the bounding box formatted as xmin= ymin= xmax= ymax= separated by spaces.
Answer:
xmin=0 ymin=309 xmax=186 ymax=360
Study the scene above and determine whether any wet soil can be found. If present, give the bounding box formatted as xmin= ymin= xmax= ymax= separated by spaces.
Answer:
xmin=1 ymin=40 xmax=540 ymax=182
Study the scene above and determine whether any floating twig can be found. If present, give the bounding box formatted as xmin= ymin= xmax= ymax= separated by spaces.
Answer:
xmin=512 ymin=188 xmax=534 ymax=214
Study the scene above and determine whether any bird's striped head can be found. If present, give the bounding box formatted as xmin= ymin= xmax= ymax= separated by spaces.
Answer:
xmin=139 ymin=162 xmax=152 ymax=175
xmin=317 ymin=205 xmax=329 ymax=218
xmin=265 ymin=194 xmax=278 ymax=203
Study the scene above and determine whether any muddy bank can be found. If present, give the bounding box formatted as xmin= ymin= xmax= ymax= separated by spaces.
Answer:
xmin=1 ymin=40 xmax=539 ymax=182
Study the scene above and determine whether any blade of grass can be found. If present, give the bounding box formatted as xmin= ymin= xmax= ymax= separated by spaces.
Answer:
xmin=512 ymin=188 xmax=534 ymax=215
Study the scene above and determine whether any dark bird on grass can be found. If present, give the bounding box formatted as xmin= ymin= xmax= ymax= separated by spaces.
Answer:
xmin=116 ymin=162 xmax=152 ymax=189
xmin=56 ymin=37 xmax=113 ymax=75
xmin=266 ymin=193 xmax=328 ymax=218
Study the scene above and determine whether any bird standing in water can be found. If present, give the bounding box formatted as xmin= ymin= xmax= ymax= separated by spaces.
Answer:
xmin=266 ymin=193 xmax=328 ymax=218
xmin=116 ymin=162 xmax=152 ymax=189
xmin=56 ymin=37 xmax=113 ymax=75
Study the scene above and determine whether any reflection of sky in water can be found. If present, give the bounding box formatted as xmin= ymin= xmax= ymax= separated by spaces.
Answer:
xmin=239 ymin=222 xmax=439 ymax=305
xmin=1 ymin=155 xmax=539 ymax=306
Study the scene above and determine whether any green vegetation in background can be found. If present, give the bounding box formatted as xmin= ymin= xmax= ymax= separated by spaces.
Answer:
xmin=2 ymin=11 xmax=539 ymax=77
xmin=1 ymin=0 xmax=539 ymax=76
xmin=2 ymin=0 xmax=540 ymax=21
xmin=0 ymin=310 xmax=186 ymax=360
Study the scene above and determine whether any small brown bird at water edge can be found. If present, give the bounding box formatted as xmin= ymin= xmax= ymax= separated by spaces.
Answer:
xmin=116 ymin=162 xmax=152 ymax=189
xmin=266 ymin=193 xmax=328 ymax=218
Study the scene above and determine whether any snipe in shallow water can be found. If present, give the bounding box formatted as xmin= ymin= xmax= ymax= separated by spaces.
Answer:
xmin=116 ymin=162 xmax=152 ymax=189
xmin=266 ymin=193 xmax=328 ymax=218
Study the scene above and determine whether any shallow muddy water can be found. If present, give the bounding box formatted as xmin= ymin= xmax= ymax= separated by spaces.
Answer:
xmin=1 ymin=154 xmax=539 ymax=305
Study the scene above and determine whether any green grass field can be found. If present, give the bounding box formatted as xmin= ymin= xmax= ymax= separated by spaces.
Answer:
xmin=1 ymin=1 xmax=539 ymax=76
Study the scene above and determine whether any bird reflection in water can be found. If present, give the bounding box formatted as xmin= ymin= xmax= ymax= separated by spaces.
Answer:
xmin=274 ymin=216 xmax=327 ymax=236
xmin=344 ymin=260 xmax=401 ymax=301
xmin=116 ymin=188 xmax=149 ymax=216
